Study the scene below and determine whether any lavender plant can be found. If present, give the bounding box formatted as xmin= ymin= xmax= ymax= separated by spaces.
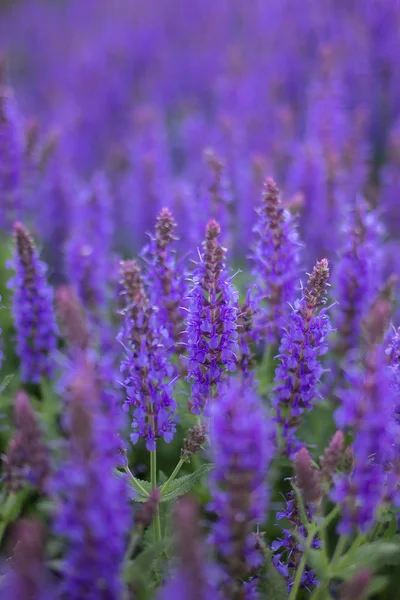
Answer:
xmin=1 ymin=3 xmax=400 ymax=599
xmin=8 ymin=222 xmax=57 ymax=383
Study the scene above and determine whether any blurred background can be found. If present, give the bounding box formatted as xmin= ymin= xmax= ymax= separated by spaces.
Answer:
xmin=0 ymin=0 xmax=400 ymax=274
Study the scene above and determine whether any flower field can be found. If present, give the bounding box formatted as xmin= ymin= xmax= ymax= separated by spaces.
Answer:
xmin=1 ymin=2 xmax=400 ymax=599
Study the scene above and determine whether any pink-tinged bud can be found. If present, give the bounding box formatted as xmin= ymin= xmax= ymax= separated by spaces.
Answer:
xmin=9 ymin=518 xmax=47 ymax=600
xmin=305 ymin=258 xmax=330 ymax=308
xmin=294 ymin=447 xmax=322 ymax=505
xmin=136 ymin=489 xmax=160 ymax=530
xmin=4 ymin=391 xmax=50 ymax=492
xmin=342 ymin=445 xmax=354 ymax=473
xmin=56 ymin=285 xmax=89 ymax=352
xmin=181 ymin=424 xmax=207 ymax=461
xmin=362 ymin=274 xmax=397 ymax=346
xmin=320 ymin=430 xmax=345 ymax=484
xmin=339 ymin=569 xmax=371 ymax=600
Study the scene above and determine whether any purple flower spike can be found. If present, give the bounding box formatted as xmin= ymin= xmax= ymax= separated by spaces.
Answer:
xmin=273 ymin=258 xmax=332 ymax=457
xmin=251 ymin=177 xmax=301 ymax=345
xmin=53 ymin=365 xmax=131 ymax=600
xmin=119 ymin=259 xmax=176 ymax=450
xmin=141 ymin=207 xmax=188 ymax=354
xmin=4 ymin=390 xmax=50 ymax=492
xmin=208 ymin=380 xmax=274 ymax=599
xmin=186 ymin=219 xmax=239 ymax=414
xmin=8 ymin=222 xmax=58 ymax=383
xmin=332 ymin=198 xmax=383 ymax=360
xmin=332 ymin=348 xmax=394 ymax=534
xmin=0 ymin=68 xmax=24 ymax=230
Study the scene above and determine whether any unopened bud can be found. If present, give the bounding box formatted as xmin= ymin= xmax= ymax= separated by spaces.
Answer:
xmin=320 ymin=430 xmax=345 ymax=484
xmin=294 ymin=447 xmax=322 ymax=505
xmin=56 ymin=285 xmax=89 ymax=352
xmin=181 ymin=424 xmax=207 ymax=461
xmin=136 ymin=489 xmax=160 ymax=530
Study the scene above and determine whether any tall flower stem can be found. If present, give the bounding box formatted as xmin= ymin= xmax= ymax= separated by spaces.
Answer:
xmin=150 ymin=449 xmax=161 ymax=542
xmin=288 ymin=523 xmax=317 ymax=600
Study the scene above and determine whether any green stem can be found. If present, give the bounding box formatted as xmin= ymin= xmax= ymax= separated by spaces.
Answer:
xmin=331 ymin=534 xmax=348 ymax=565
xmin=150 ymin=450 xmax=162 ymax=542
xmin=288 ymin=524 xmax=317 ymax=600
xmin=123 ymin=466 xmax=150 ymax=498
xmin=322 ymin=504 xmax=341 ymax=531
xmin=161 ymin=458 xmax=185 ymax=495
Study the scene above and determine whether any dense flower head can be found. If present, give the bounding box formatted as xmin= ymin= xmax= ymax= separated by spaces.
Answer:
xmin=3 ymin=390 xmax=50 ymax=492
xmin=186 ymin=219 xmax=239 ymax=414
xmin=332 ymin=348 xmax=395 ymax=533
xmin=0 ymin=70 xmax=24 ymax=229
xmin=119 ymin=259 xmax=176 ymax=450
xmin=8 ymin=222 xmax=58 ymax=383
xmin=332 ymin=198 xmax=384 ymax=359
xmin=250 ymin=177 xmax=301 ymax=344
xmin=208 ymin=380 xmax=273 ymax=599
xmin=52 ymin=364 xmax=131 ymax=600
xmin=141 ymin=207 xmax=188 ymax=353
xmin=273 ymin=258 xmax=332 ymax=456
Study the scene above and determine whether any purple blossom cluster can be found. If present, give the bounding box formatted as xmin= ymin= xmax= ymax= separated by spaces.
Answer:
xmin=251 ymin=177 xmax=301 ymax=345
xmin=141 ymin=207 xmax=188 ymax=353
xmin=119 ymin=259 xmax=176 ymax=450
xmin=208 ymin=380 xmax=274 ymax=599
xmin=186 ymin=219 xmax=238 ymax=414
xmin=2 ymin=2 xmax=400 ymax=599
xmin=273 ymin=258 xmax=333 ymax=456
xmin=7 ymin=222 xmax=57 ymax=383
xmin=332 ymin=348 xmax=395 ymax=533
xmin=52 ymin=364 xmax=131 ymax=600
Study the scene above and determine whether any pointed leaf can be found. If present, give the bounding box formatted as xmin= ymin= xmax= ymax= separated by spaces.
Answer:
xmin=333 ymin=541 xmax=400 ymax=579
xmin=0 ymin=374 xmax=13 ymax=394
xmin=160 ymin=463 xmax=213 ymax=502
xmin=114 ymin=469 xmax=152 ymax=502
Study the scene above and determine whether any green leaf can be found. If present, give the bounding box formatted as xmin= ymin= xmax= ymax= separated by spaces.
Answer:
xmin=333 ymin=541 xmax=400 ymax=580
xmin=124 ymin=537 xmax=172 ymax=596
xmin=258 ymin=545 xmax=288 ymax=600
xmin=0 ymin=374 xmax=13 ymax=394
xmin=160 ymin=463 xmax=213 ymax=502
xmin=114 ymin=469 xmax=152 ymax=502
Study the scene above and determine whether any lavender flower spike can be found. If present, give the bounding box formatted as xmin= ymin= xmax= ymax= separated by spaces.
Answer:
xmin=53 ymin=364 xmax=131 ymax=600
xmin=273 ymin=258 xmax=332 ymax=457
xmin=119 ymin=259 xmax=176 ymax=450
xmin=8 ymin=222 xmax=58 ymax=383
xmin=332 ymin=347 xmax=394 ymax=534
xmin=332 ymin=198 xmax=383 ymax=360
xmin=251 ymin=177 xmax=301 ymax=345
xmin=186 ymin=219 xmax=238 ymax=414
xmin=208 ymin=381 xmax=274 ymax=599
xmin=4 ymin=390 xmax=50 ymax=492
xmin=0 ymin=68 xmax=24 ymax=229
xmin=141 ymin=207 xmax=188 ymax=353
